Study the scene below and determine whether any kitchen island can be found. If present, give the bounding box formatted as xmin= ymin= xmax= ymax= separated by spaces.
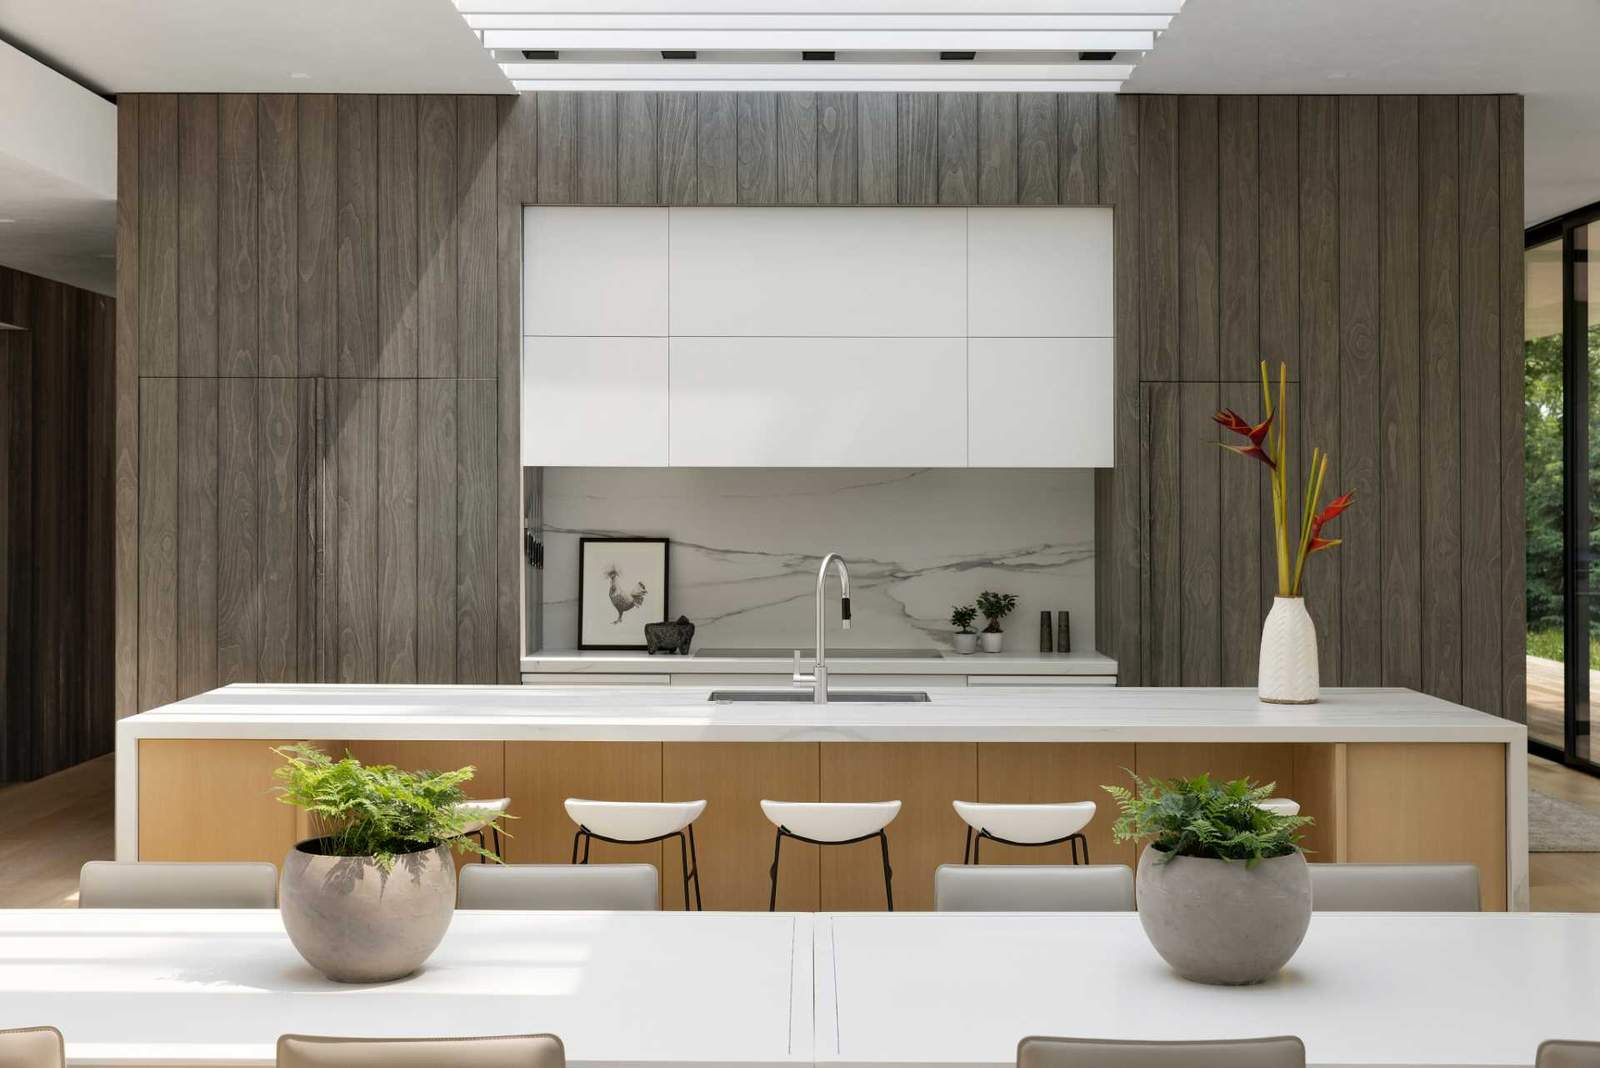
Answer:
xmin=116 ymin=686 xmax=1528 ymax=910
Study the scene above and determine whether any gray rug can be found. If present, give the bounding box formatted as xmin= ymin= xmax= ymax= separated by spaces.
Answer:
xmin=1530 ymin=789 xmax=1600 ymax=852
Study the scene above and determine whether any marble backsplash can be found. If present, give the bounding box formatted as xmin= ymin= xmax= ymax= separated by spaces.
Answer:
xmin=537 ymin=468 xmax=1095 ymax=653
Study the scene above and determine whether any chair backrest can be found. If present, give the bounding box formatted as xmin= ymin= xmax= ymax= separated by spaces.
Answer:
xmin=1539 ymin=1040 xmax=1600 ymax=1068
xmin=0 ymin=1027 xmax=65 ymax=1068
xmin=457 ymin=864 xmax=659 ymax=910
xmin=1018 ymin=1035 xmax=1305 ymax=1068
xmin=277 ymin=1034 xmax=564 ymax=1068
xmin=1308 ymin=863 xmax=1480 ymax=911
xmin=934 ymin=865 xmax=1135 ymax=912
xmin=78 ymin=861 xmax=278 ymax=909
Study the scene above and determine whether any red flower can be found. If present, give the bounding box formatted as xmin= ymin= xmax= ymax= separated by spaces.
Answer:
xmin=1306 ymin=491 xmax=1354 ymax=555
xmin=1212 ymin=408 xmax=1276 ymax=469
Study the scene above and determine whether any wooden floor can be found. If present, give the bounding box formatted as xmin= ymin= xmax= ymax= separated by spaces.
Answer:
xmin=2 ymin=750 xmax=1599 ymax=911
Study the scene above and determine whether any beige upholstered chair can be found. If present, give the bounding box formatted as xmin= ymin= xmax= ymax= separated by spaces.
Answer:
xmin=934 ymin=864 xmax=1135 ymax=912
xmin=457 ymin=863 xmax=659 ymax=910
xmin=78 ymin=861 xmax=278 ymax=908
xmin=1018 ymin=1035 xmax=1305 ymax=1068
xmin=1308 ymin=863 xmax=1480 ymax=911
xmin=0 ymin=1027 xmax=65 ymax=1068
xmin=277 ymin=1034 xmax=564 ymax=1068
xmin=1538 ymin=1040 xmax=1600 ymax=1068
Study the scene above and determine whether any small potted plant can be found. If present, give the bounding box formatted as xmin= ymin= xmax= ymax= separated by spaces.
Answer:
xmin=975 ymin=591 xmax=1016 ymax=653
xmin=950 ymin=605 xmax=979 ymax=654
xmin=1104 ymin=772 xmax=1313 ymax=985
xmin=272 ymin=743 xmax=507 ymax=983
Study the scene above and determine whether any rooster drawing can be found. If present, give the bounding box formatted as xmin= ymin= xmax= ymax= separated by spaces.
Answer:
xmin=604 ymin=565 xmax=648 ymax=624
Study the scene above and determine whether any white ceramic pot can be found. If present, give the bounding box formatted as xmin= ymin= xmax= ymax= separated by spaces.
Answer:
xmin=952 ymin=632 xmax=979 ymax=655
xmin=1258 ymin=596 xmax=1319 ymax=704
xmin=980 ymin=631 xmax=1004 ymax=654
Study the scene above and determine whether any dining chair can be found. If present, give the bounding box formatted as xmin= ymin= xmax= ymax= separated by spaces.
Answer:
xmin=78 ymin=861 xmax=278 ymax=908
xmin=457 ymin=863 xmax=659 ymax=910
xmin=277 ymin=1034 xmax=564 ymax=1068
xmin=761 ymin=800 xmax=900 ymax=911
xmin=1018 ymin=1035 xmax=1305 ymax=1068
xmin=1537 ymin=1040 xmax=1600 ymax=1068
xmin=0 ymin=1026 xmax=65 ymax=1068
xmin=934 ymin=864 xmax=1135 ymax=912
xmin=1308 ymin=863 xmax=1480 ymax=911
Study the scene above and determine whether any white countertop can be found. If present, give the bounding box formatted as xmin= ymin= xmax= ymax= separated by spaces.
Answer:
xmin=0 ymin=909 xmax=811 ymax=1067
xmin=522 ymin=648 xmax=1119 ymax=676
xmin=118 ymin=684 xmax=1526 ymax=744
xmin=816 ymin=911 xmax=1598 ymax=1066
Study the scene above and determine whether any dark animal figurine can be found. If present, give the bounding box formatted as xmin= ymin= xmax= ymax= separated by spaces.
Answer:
xmin=644 ymin=616 xmax=696 ymax=655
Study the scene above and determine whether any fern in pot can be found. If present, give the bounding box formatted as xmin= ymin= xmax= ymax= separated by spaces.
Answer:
xmin=975 ymin=591 xmax=1016 ymax=653
xmin=272 ymin=743 xmax=507 ymax=983
xmin=1104 ymin=772 xmax=1313 ymax=985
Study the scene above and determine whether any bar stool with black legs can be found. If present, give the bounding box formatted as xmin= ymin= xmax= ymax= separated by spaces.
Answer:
xmin=760 ymin=800 xmax=900 ymax=911
xmin=564 ymin=799 xmax=706 ymax=910
xmin=953 ymin=801 xmax=1096 ymax=864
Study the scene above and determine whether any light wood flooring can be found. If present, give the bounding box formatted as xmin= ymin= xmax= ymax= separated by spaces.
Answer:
xmin=2 ymin=751 xmax=1600 ymax=911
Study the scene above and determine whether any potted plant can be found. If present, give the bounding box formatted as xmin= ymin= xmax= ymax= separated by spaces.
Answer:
xmin=1215 ymin=360 xmax=1353 ymax=703
xmin=272 ymin=743 xmax=506 ymax=983
xmin=950 ymin=605 xmax=979 ymax=655
xmin=1104 ymin=772 xmax=1314 ymax=986
xmin=975 ymin=591 xmax=1016 ymax=653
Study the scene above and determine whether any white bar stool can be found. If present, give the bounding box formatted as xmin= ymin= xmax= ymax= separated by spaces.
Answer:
xmin=1258 ymin=797 xmax=1301 ymax=816
xmin=456 ymin=797 xmax=511 ymax=861
xmin=952 ymin=801 xmax=1096 ymax=864
xmin=564 ymin=799 xmax=707 ymax=910
xmin=760 ymin=800 xmax=901 ymax=911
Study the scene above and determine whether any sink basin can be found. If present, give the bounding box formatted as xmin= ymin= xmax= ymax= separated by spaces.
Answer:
xmin=708 ymin=690 xmax=931 ymax=703
xmin=696 ymin=648 xmax=944 ymax=659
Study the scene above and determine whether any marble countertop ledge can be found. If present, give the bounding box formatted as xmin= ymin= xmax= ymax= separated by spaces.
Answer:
xmin=521 ymin=648 xmax=1118 ymax=675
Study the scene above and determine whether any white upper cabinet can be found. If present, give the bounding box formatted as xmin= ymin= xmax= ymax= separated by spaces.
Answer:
xmin=522 ymin=338 xmax=669 ymax=467
xmin=967 ymin=208 xmax=1113 ymax=337
xmin=524 ymin=207 xmax=668 ymax=336
xmin=967 ymin=338 xmax=1114 ymax=468
xmin=669 ymin=209 xmax=967 ymax=337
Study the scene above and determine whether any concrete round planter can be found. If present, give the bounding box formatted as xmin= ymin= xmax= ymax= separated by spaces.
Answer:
xmin=280 ymin=838 xmax=456 ymax=983
xmin=1135 ymin=844 xmax=1310 ymax=985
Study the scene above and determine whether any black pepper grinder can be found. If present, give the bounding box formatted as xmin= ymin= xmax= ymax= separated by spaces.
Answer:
xmin=1056 ymin=611 xmax=1072 ymax=653
xmin=1040 ymin=611 xmax=1053 ymax=653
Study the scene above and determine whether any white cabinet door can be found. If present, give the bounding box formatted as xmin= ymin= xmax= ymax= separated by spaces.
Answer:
xmin=522 ymin=337 xmax=669 ymax=466
xmin=669 ymin=337 xmax=967 ymax=467
xmin=967 ymin=208 xmax=1113 ymax=338
xmin=967 ymin=337 xmax=1113 ymax=467
xmin=524 ymin=207 xmax=668 ymax=337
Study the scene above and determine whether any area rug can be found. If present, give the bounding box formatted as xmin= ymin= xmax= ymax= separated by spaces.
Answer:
xmin=1530 ymin=789 xmax=1600 ymax=852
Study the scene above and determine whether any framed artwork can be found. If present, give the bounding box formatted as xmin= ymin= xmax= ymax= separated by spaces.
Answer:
xmin=578 ymin=537 xmax=670 ymax=650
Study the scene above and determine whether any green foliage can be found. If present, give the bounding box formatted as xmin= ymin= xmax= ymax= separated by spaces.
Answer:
xmin=950 ymin=604 xmax=978 ymax=633
xmin=271 ymin=743 xmax=508 ymax=871
xmin=1103 ymin=771 xmax=1311 ymax=867
xmin=975 ymin=590 xmax=1017 ymax=633
xmin=1526 ymin=626 xmax=1600 ymax=665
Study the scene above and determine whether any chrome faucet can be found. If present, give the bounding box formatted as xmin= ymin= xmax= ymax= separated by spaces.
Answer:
xmin=793 ymin=553 xmax=851 ymax=704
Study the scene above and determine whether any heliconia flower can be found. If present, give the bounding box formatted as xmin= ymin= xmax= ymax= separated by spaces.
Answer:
xmin=1306 ymin=491 xmax=1354 ymax=554
xmin=1213 ymin=408 xmax=1276 ymax=469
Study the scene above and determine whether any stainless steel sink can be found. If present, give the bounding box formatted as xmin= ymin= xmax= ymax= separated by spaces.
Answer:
xmin=708 ymin=690 xmax=931 ymax=703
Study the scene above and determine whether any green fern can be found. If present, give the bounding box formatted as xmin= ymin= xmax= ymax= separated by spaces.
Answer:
xmin=271 ymin=743 xmax=510 ymax=871
xmin=1102 ymin=770 xmax=1311 ymax=867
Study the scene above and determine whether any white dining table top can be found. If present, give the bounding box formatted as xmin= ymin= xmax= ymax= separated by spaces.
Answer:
xmin=0 ymin=909 xmax=813 ymax=1067
xmin=814 ymin=912 xmax=1600 ymax=1068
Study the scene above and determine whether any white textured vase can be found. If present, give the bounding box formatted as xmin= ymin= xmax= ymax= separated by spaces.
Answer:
xmin=1258 ymin=597 xmax=1319 ymax=704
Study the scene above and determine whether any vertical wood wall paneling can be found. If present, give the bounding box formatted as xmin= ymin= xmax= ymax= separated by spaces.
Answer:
xmin=497 ymin=94 xmax=537 ymax=679
xmin=936 ymin=93 xmax=977 ymax=205
xmin=816 ymin=93 xmax=857 ymax=205
xmin=1177 ymin=96 xmax=1218 ymax=381
xmin=977 ymin=93 xmax=1018 ymax=205
xmin=418 ymin=379 xmax=458 ymax=682
xmin=297 ymin=96 xmax=337 ymax=378
xmin=218 ymin=94 xmax=257 ymax=377
xmin=576 ymin=92 xmax=618 ymax=205
xmin=737 ymin=92 xmax=777 ymax=205
xmin=1016 ymin=93 xmax=1056 ymax=205
xmin=419 ymin=95 xmax=460 ymax=379
xmin=1139 ymin=96 xmax=1178 ymax=381
xmin=1057 ymin=93 xmax=1095 ymax=205
xmin=659 ymin=93 xmax=698 ymax=205
xmin=1499 ymin=95 xmax=1527 ymax=723
xmin=1458 ymin=95 xmax=1502 ymax=714
xmin=1298 ymin=96 xmax=1341 ymax=683
xmin=1141 ymin=383 xmax=1180 ymax=684
xmin=1110 ymin=95 xmax=1142 ymax=684
xmin=114 ymin=98 xmax=140 ymax=719
xmin=1096 ymin=95 xmax=1118 ymax=206
xmin=378 ymin=96 xmax=420 ymax=379
xmin=456 ymin=379 xmax=497 ymax=682
xmin=618 ymin=93 xmax=658 ymax=205
xmin=537 ymin=92 xmax=577 ymax=205
xmin=1258 ymin=96 xmax=1299 ymax=384
xmin=1418 ymin=95 xmax=1463 ymax=702
xmin=377 ymin=380 xmax=418 ymax=682
xmin=896 ymin=94 xmax=937 ymax=205
xmin=217 ymin=378 xmax=260 ymax=684
xmin=33 ymin=283 xmax=66 ymax=772
xmin=1179 ymin=384 xmax=1222 ymax=684
xmin=257 ymin=95 xmax=297 ymax=378
xmin=257 ymin=377 xmax=298 ymax=682
xmin=1337 ymin=96 xmax=1381 ymax=685
xmin=458 ymin=97 xmax=498 ymax=380
xmin=335 ymin=378 xmax=377 ymax=682
xmin=138 ymin=95 xmax=178 ymax=376
xmin=1219 ymin=381 xmax=1263 ymax=683
xmin=87 ymin=293 xmax=116 ymax=754
xmin=856 ymin=94 xmax=896 ymax=205
xmin=777 ymin=92 xmax=818 ymax=205
xmin=178 ymin=95 xmax=219 ymax=380
xmin=696 ymin=92 xmax=737 ymax=205
xmin=176 ymin=377 xmax=218 ymax=696
xmin=138 ymin=384 xmax=177 ymax=706
xmin=1378 ymin=96 xmax=1422 ymax=690
xmin=336 ymin=96 xmax=379 ymax=379
xmin=1217 ymin=96 xmax=1259 ymax=382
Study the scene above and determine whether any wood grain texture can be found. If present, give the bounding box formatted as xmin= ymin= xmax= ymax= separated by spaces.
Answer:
xmin=1016 ymin=93 xmax=1056 ymax=205
xmin=1134 ymin=743 xmax=1298 ymax=798
xmin=777 ymin=92 xmax=818 ymax=205
xmin=936 ymin=92 xmax=977 ymax=205
xmin=737 ymin=92 xmax=777 ymax=205
xmin=296 ymin=96 xmax=336 ymax=378
xmin=257 ymin=96 xmax=296 ymax=378
xmin=1498 ymin=95 xmax=1526 ymax=724
xmin=417 ymin=379 xmax=457 ymax=683
xmin=256 ymin=378 xmax=298 ymax=683
xmin=455 ymin=378 xmax=496 ymax=683
xmin=177 ymin=95 xmax=219 ymax=379
xmin=1338 ymin=96 xmax=1381 ymax=686
xmin=216 ymin=378 xmax=259 ymax=685
xmin=977 ymin=92 xmax=1018 ymax=205
xmin=138 ymin=95 xmax=178 ymax=377
xmin=503 ymin=741 xmax=663 ymax=868
xmin=418 ymin=95 xmax=459 ymax=379
xmin=576 ymin=92 xmax=618 ymax=204
xmin=1110 ymin=94 xmax=1141 ymax=684
xmin=114 ymin=99 xmax=141 ymax=721
xmin=537 ymin=92 xmax=577 ymax=204
xmin=1058 ymin=93 xmax=1097 ymax=205
xmin=1217 ymin=96 xmax=1259 ymax=382
xmin=334 ymin=378 xmax=377 ymax=683
xmin=1219 ymin=381 xmax=1264 ymax=684
xmin=658 ymin=93 xmax=697 ymax=204
xmin=696 ymin=92 xmax=737 ymax=205
xmin=1290 ymin=743 xmax=1345 ymax=861
xmin=975 ymin=743 xmax=1137 ymax=868
xmin=377 ymin=96 xmax=419 ymax=378
xmin=1178 ymin=383 xmax=1221 ymax=685
xmin=896 ymin=93 xmax=937 ymax=205
xmin=457 ymin=97 xmax=498 ymax=379
xmin=218 ymin=94 xmax=257 ymax=377
xmin=816 ymin=92 xmax=857 ymax=205
xmin=1177 ymin=96 xmax=1218 ymax=381
xmin=1141 ymin=382 xmax=1179 ymax=685
xmin=618 ymin=92 xmax=658 ymax=205
xmin=138 ymin=739 xmax=298 ymax=863
xmin=1138 ymin=95 xmax=1178 ymax=381
xmin=176 ymin=377 xmax=218 ymax=697
xmin=1096 ymin=95 xmax=1118 ymax=207
xmin=377 ymin=379 xmax=418 ymax=683
xmin=336 ymin=95 xmax=378 ymax=378
xmin=857 ymin=94 xmax=896 ymax=205
xmin=1258 ymin=96 xmax=1299 ymax=381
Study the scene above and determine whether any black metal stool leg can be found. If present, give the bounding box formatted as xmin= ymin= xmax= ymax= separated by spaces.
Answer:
xmin=963 ymin=826 xmax=973 ymax=865
xmin=878 ymin=831 xmax=894 ymax=911
xmin=973 ymin=831 xmax=983 ymax=865
xmin=768 ymin=830 xmax=785 ymax=912
xmin=688 ymin=825 xmax=704 ymax=910
xmin=490 ymin=825 xmax=502 ymax=860
xmin=676 ymin=832 xmax=692 ymax=911
xmin=570 ymin=830 xmax=582 ymax=864
xmin=581 ymin=830 xmax=592 ymax=864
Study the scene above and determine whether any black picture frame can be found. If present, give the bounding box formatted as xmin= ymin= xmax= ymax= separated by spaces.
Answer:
xmin=577 ymin=537 xmax=670 ymax=650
